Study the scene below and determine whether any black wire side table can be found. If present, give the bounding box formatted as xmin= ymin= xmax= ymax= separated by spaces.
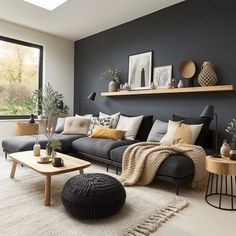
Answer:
xmin=205 ymin=156 xmax=236 ymax=211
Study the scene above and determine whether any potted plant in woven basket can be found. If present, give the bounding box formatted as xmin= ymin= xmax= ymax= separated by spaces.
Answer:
xmin=100 ymin=67 xmax=121 ymax=92
xmin=225 ymin=118 xmax=236 ymax=160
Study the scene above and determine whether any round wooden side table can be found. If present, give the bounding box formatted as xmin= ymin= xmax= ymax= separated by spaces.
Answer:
xmin=205 ymin=155 xmax=236 ymax=211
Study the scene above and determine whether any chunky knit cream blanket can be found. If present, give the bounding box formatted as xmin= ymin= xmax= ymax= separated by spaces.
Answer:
xmin=119 ymin=142 xmax=207 ymax=191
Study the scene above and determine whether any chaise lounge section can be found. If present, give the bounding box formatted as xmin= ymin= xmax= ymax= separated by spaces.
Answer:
xmin=2 ymin=133 xmax=84 ymax=158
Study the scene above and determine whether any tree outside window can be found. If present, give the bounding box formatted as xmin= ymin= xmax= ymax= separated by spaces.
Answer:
xmin=0 ymin=36 xmax=43 ymax=118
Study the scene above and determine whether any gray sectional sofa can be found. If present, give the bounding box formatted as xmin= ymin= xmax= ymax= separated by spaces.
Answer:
xmin=2 ymin=114 xmax=213 ymax=195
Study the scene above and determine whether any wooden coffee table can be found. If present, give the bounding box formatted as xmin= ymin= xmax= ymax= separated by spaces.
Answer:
xmin=9 ymin=151 xmax=91 ymax=206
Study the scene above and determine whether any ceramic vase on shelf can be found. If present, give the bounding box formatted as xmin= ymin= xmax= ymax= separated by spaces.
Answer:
xmin=178 ymin=80 xmax=184 ymax=88
xmin=123 ymin=83 xmax=130 ymax=91
xmin=220 ymin=140 xmax=230 ymax=157
xmin=109 ymin=80 xmax=117 ymax=92
xmin=198 ymin=61 xmax=218 ymax=87
xmin=150 ymin=82 xmax=155 ymax=90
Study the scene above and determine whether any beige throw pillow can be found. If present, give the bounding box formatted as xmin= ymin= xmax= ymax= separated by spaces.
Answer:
xmin=62 ymin=116 xmax=91 ymax=135
xmin=160 ymin=120 xmax=203 ymax=145
xmin=99 ymin=112 xmax=120 ymax=128
xmin=116 ymin=115 xmax=143 ymax=140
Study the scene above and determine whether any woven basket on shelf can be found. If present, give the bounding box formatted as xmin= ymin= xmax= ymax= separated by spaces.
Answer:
xmin=198 ymin=61 xmax=218 ymax=86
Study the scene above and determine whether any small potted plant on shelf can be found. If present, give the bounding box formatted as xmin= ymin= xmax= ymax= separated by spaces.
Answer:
xmin=225 ymin=118 xmax=236 ymax=160
xmin=100 ymin=67 xmax=121 ymax=92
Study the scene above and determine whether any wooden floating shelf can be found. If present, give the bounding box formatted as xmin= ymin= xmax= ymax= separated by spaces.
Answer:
xmin=101 ymin=85 xmax=235 ymax=97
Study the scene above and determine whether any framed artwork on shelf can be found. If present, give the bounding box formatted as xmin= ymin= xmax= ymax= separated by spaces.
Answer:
xmin=128 ymin=51 xmax=152 ymax=90
xmin=153 ymin=65 xmax=172 ymax=88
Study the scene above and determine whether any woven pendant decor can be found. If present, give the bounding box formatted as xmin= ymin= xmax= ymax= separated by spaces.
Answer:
xmin=198 ymin=61 xmax=218 ymax=86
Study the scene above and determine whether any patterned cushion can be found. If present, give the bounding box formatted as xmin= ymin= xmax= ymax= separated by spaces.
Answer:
xmin=99 ymin=112 xmax=120 ymax=128
xmin=88 ymin=117 xmax=112 ymax=135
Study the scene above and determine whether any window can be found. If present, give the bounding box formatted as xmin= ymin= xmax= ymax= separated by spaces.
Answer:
xmin=0 ymin=36 xmax=43 ymax=119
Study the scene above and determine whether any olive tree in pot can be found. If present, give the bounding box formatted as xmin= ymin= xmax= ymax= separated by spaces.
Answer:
xmin=100 ymin=67 xmax=121 ymax=92
xmin=33 ymin=83 xmax=69 ymax=157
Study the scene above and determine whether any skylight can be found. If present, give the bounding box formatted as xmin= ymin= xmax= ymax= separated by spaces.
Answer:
xmin=24 ymin=0 xmax=68 ymax=11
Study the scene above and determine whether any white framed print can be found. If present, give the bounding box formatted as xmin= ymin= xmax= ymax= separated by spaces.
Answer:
xmin=128 ymin=51 xmax=152 ymax=90
xmin=153 ymin=65 xmax=172 ymax=88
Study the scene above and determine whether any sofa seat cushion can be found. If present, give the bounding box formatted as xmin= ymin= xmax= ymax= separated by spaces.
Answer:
xmin=157 ymin=155 xmax=195 ymax=179
xmin=111 ymin=145 xmax=195 ymax=179
xmin=72 ymin=137 xmax=137 ymax=159
xmin=2 ymin=134 xmax=84 ymax=153
xmin=111 ymin=145 xmax=130 ymax=164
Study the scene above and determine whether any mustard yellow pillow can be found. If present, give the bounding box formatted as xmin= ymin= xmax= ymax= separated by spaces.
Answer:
xmin=90 ymin=127 xmax=126 ymax=140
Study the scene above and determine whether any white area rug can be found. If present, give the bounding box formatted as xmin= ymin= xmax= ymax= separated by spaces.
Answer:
xmin=0 ymin=157 xmax=187 ymax=236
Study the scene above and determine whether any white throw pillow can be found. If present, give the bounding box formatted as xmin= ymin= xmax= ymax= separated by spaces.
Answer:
xmin=62 ymin=116 xmax=91 ymax=135
xmin=116 ymin=115 xmax=144 ymax=140
xmin=99 ymin=112 xmax=121 ymax=128
xmin=55 ymin=117 xmax=66 ymax=133
xmin=160 ymin=120 xmax=203 ymax=145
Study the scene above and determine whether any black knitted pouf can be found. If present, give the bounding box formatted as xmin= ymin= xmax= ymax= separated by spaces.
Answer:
xmin=61 ymin=173 xmax=126 ymax=219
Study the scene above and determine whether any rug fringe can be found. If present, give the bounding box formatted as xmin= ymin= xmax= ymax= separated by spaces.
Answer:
xmin=121 ymin=197 xmax=188 ymax=236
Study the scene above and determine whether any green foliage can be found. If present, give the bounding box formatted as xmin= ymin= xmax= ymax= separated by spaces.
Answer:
xmin=4 ymin=98 xmax=30 ymax=115
xmin=100 ymin=67 xmax=121 ymax=83
xmin=35 ymin=83 xmax=69 ymax=147
xmin=50 ymin=138 xmax=62 ymax=150
xmin=24 ymin=90 xmax=42 ymax=114
xmin=4 ymin=98 xmax=19 ymax=114
xmin=225 ymin=118 xmax=236 ymax=139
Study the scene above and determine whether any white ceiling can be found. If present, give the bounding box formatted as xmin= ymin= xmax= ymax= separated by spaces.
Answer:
xmin=0 ymin=0 xmax=184 ymax=41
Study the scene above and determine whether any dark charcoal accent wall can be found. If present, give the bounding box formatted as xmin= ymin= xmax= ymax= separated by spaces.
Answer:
xmin=74 ymin=0 xmax=236 ymax=143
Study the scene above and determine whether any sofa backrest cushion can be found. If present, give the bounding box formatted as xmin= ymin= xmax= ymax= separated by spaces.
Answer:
xmin=62 ymin=116 xmax=91 ymax=135
xmin=172 ymin=114 xmax=212 ymax=147
xmin=147 ymin=119 xmax=168 ymax=142
xmin=160 ymin=120 xmax=203 ymax=145
xmin=123 ymin=114 xmax=153 ymax=141
xmin=116 ymin=115 xmax=144 ymax=140
xmin=136 ymin=115 xmax=154 ymax=141
xmin=88 ymin=117 xmax=112 ymax=135
xmin=55 ymin=117 xmax=65 ymax=133
xmin=99 ymin=112 xmax=121 ymax=128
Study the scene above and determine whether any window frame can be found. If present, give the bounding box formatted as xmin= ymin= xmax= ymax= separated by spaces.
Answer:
xmin=0 ymin=36 xmax=43 ymax=120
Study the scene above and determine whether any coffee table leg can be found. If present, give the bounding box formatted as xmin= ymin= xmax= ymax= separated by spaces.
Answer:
xmin=10 ymin=161 xmax=17 ymax=178
xmin=80 ymin=169 xmax=84 ymax=174
xmin=45 ymin=175 xmax=51 ymax=206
